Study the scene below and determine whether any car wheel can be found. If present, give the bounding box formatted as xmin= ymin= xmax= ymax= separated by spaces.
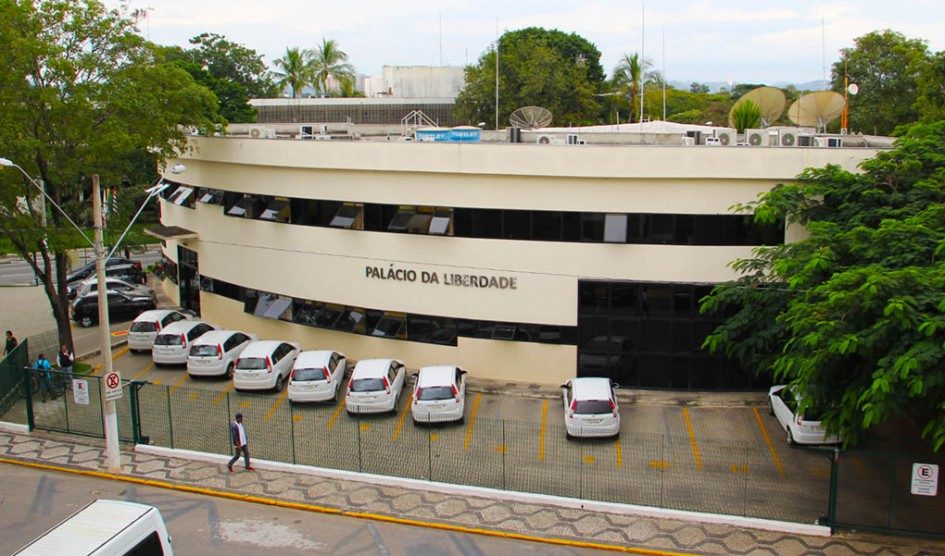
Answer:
xmin=225 ymin=363 xmax=234 ymax=379
xmin=274 ymin=374 xmax=284 ymax=392
xmin=768 ymin=399 xmax=775 ymax=416
xmin=333 ymin=385 xmax=341 ymax=402
xmin=787 ymin=428 xmax=797 ymax=446
xmin=79 ymin=316 xmax=94 ymax=328
xmin=565 ymin=431 xmax=575 ymax=441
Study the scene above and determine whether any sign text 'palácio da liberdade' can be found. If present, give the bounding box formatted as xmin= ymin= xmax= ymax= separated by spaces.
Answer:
xmin=365 ymin=264 xmax=517 ymax=290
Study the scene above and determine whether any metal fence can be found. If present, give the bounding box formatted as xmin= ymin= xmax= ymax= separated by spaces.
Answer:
xmin=0 ymin=340 xmax=29 ymax=418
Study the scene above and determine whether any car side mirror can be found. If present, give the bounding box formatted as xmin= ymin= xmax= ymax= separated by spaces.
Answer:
xmin=560 ymin=383 xmax=569 ymax=389
xmin=611 ymin=380 xmax=620 ymax=389
xmin=411 ymin=372 xmax=419 ymax=378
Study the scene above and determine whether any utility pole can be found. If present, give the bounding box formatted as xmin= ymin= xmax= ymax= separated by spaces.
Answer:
xmin=92 ymin=174 xmax=121 ymax=472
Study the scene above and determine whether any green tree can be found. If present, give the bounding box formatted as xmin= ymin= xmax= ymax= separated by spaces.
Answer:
xmin=272 ymin=47 xmax=313 ymax=98
xmin=0 ymin=0 xmax=220 ymax=352
xmin=701 ymin=121 xmax=945 ymax=451
xmin=612 ymin=53 xmax=662 ymax=123
xmin=915 ymin=50 xmax=945 ymax=123
xmin=454 ymin=28 xmax=603 ymax=128
xmin=831 ymin=30 xmax=929 ymax=135
xmin=730 ymin=100 xmax=762 ymax=133
xmin=690 ymin=82 xmax=710 ymax=94
xmin=311 ymin=39 xmax=355 ymax=96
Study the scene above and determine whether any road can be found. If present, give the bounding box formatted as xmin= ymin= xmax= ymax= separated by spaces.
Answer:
xmin=0 ymin=462 xmax=603 ymax=555
xmin=0 ymin=245 xmax=162 ymax=286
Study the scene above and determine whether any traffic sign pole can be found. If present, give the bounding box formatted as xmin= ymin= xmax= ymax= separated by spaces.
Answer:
xmin=93 ymin=175 xmax=121 ymax=472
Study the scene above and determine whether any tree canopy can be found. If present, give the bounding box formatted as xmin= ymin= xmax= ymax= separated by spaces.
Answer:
xmin=0 ymin=0 xmax=220 ymax=350
xmin=701 ymin=121 xmax=945 ymax=451
xmin=831 ymin=29 xmax=929 ymax=136
xmin=453 ymin=27 xmax=604 ymax=128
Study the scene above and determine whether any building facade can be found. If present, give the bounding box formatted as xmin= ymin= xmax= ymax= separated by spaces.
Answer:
xmin=155 ymin=138 xmax=879 ymax=389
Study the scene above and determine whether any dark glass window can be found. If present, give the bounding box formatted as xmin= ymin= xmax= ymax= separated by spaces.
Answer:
xmin=329 ymin=203 xmax=362 ymax=229
xmin=197 ymin=188 xmax=224 ymax=205
xmin=694 ymin=216 xmax=723 ymax=245
xmin=453 ymin=208 xmax=473 ymax=236
xmin=371 ymin=313 xmax=406 ymax=338
xmin=492 ymin=323 xmax=517 ymax=340
xmin=675 ymin=215 xmax=694 ymax=244
xmin=473 ymin=209 xmax=502 ymax=238
xmin=289 ymin=198 xmax=320 ymax=226
xmin=532 ymin=211 xmax=562 ymax=241
xmin=259 ymin=197 xmax=289 ymax=222
xmin=388 ymin=207 xmax=433 ymax=233
xmin=578 ymin=282 xmax=609 ymax=315
xmin=562 ymin=212 xmax=581 ymax=241
xmin=407 ymin=314 xmax=457 ymax=345
xmin=502 ymin=211 xmax=531 ymax=239
xmin=610 ymin=283 xmax=640 ymax=315
xmin=581 ymin=214 xmax=604 ymax=242
xmin=428 ymin=208 xmax=452 ymax=235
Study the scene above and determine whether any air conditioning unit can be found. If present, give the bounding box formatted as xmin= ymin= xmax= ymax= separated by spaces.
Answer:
xmin=536 ymin=134 xmax=555 ymax=145
xmin=686 ymin=130 xmax=703 ymax=145
xmin=797 ymin=135 xmax=815 ymax=147
xmin=814 ymin=137 xmax=843 ymax=148
xmin=681 ymin=136 xmax=696 ymax=146
xmin=745 ymin=129 xmax=768 ymax=147
xmin=566 ymin=133 xmax=584 ymax=146
xmin=248 ymin=126 xmax=276 ymax=139
xmin=313 ymin=134 xmax=332 ymax=141
xmin=715 ymin=129 xmax=736 ymax=146
xmin=299 ymin=124 xmax=328 ymax=139
xmin=780 ymin=130 xmax=798 ymax=147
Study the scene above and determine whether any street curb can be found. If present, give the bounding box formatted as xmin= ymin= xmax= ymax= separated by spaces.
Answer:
xmin=137 ymin=444 xmax=832 ymax=538
xmin=77 ymin=339 xmax=128 ymax=362
xmin=0 ymin=422 xmax=30 ymax=434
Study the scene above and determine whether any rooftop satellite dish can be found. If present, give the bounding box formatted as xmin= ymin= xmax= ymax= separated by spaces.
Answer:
xmin=509 ymin=106 xmax=553 ymax=130
xmin=847 ymin=83 xmax=859 ymax=96
xmin=728 ymin=86 xmax=786 ymax=128
xmin=788 ymin=91 xmax=846 ymax=130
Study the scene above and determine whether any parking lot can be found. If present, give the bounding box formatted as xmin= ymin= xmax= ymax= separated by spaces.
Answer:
xmin=37 ymin=340 xmax=833 ymax=524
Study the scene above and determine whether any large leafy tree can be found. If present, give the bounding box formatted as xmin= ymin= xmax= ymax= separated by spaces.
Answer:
xmin=160 ymin=33 xmax=276 ymax=123
xmin=454 ymin=28 xmax=604 ymax=128
xmin=915 ymin=50 xmax=945 ymax=123
xmin=831 ymin=30 xmax=929 ymax=135
xmin=311 ymin=39 xmax=354 ymax=96
xmin=0 ymin=0 xmax=220 ymax=351
xmin=701 ymin=121 xmax=945 ymax=452
xmin=273 ymin=47 xmax=313 ymax=98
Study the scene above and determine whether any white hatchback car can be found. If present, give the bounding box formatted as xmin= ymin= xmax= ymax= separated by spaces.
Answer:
xmin=186 ymin=330 xmax=256 ymax=378
xmin=287 ymin=350 xmax=347 ymax=403
xmin=411 ymin=365 xmax=466 ymax=424
xmin=233 ymin=340 xmax=300 ymax=392
xmin=127 ymin=309 xmax=192 ymax=353
xmin=561 ymin=377 xmax=621 ymax=439
xmin=151 ymin=320 xmax=217 ymax=366
xmin=346 ymin=358 xmax=406 ymax=414
xmin=768 ymin=385 xmax=840 ymax=445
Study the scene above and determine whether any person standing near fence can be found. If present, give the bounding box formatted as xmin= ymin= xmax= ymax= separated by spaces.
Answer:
xmin=33 ymin=353 xmax=53 ymax=401
xmin=4 ymin=331 xmax=17 ymax=355
xmin=227 ymin=413 xmax=254 ymax=472
xmin=57 ymin=344 xmax=75 ymax=388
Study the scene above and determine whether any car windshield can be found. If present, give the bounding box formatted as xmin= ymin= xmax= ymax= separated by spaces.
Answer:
xmin=190 ymin=344 xmax=218 ymax=357
xmin=130 ymin=321 xmax=158 ymax=333
xmin=573 ymin=399 xmax=613 ymax=415
xmin=350 ymin=378 xmax=385 ymax=392
xmin=293 ymin=368 xmax=325 ymax=381
xmin=237 ymin=357 xmax=267 ymax=370
xmin=417 ymin=386 xmax=454 ymax=401
xmin=153 ymin=334 xmax=183 ymax=346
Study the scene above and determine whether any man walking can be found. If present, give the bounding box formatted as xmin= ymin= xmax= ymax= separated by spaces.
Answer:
xmin=58 ymin=344 xmax=75 ymax=388
xmin=5 ymin=330 xmax=18 ymax=356
xmin=227 ymin=413 xmax=254 ymax=472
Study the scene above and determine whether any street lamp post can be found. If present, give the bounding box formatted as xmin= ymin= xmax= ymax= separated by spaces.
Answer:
xmin=0 ymin=158 xmax=182 ymax=472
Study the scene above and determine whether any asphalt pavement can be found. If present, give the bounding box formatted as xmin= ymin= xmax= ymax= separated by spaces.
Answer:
xmin=0 ymin=245 xmax=162 ymax=286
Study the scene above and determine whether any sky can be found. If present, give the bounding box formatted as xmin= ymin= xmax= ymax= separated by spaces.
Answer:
xmin=107 ymin=0 xmax=945 ymax=86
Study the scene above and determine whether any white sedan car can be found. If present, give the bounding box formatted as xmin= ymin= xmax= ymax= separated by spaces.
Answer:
xmin=768 ymin=385 xmax=840 ymax=445
xmin=411 ymin=365 xmax=466 ymax=424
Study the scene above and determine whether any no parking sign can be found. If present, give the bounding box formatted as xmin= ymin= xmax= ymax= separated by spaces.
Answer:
xmin=103 ymin=370 xmax=123 ymax=402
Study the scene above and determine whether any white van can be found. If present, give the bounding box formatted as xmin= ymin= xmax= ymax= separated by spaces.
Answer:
xmin=15 ymin=499 xmax=173 ymax=555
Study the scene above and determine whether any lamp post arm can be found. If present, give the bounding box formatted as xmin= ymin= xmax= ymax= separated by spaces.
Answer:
xmin=6 ymin=162 xmax=93 ymax=248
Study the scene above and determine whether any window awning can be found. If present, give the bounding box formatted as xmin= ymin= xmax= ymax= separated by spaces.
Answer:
xmin=145 ymin=225 xmax=198 ymax=241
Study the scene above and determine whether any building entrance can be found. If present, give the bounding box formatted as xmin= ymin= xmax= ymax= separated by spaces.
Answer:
xmin=177 ymin=246 xmax=200 ymax=316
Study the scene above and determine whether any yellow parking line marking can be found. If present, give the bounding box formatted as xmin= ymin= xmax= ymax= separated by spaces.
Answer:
xmin=188 ymin=391 xmax=200 ymax=401
xmin=463 ymin=393 xmax=482 ymax=450
xmin=238 ymin=401 xmax=251 ymax=409
xmin=430 ymin=433 xmax=439 ymax=443
xmin=392 ymin=393 xmax=413 ymax=442
xmin=92 ymin=363 xmax=102 ymax=375
xmin=649 ymin=460 xmax=672 ymax=469
xmin=752 ymin=407 xmax=786 ymax=477
xmin=729 ymin=463 xmax=749 ymax=474
xmin=538 ymin=400 xmax=549 ymax=462
xmin=133 ymin=362 xmax=154 ymax=380
xmin=681 ymin=408 xmax=703 ymax=471
xmin=495 ymin=445 xmax=507 ymax=454
xmin=169 ymin=372 xmax=189 ymax=394
xmin=212 ymin=382 xmax=234 ymax=405
xmin=90 ymin=347 xmax=129 ymax=376
xmin=152 ymin=378 xmax=162 ymax=385
xmin=583 ymin=454 xmax=596 ymax=465
xmin=264 ymin=389 xmax=288 ymax=421
xmin=327 ymin=399 xmax=346 ymax=430
xmin=1 ymin=457 xmax=698 ymax=556
xmin=615 ymin=437 xmax=623 ymax=468
xmin=360 ymin=422 xmax=371 ymax=432
xmin=293 ymin=413 xmax=303 ymax=423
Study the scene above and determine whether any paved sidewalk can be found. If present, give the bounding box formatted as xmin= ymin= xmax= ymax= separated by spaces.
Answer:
xmin=1 ymin=430 xmax=941 ymax=555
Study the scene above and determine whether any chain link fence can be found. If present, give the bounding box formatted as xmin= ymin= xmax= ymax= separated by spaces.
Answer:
xmin=0 ymin=340 xmax=29 ymax=419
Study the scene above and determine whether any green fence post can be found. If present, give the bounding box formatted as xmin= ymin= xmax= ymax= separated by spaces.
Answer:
xmin=24 ymin=367 xmax=34 ymax=432
xmin=827 ymin=447 xmax=840 ymax=532
xmin=129 ymin=381 xmax=141 ymax=444
xmin=62 ymin=380 xmax=70 ymax=433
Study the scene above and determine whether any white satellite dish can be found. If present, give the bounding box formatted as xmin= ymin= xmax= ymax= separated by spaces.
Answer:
xmin=847 ymin=83 xmax=859 ymax=96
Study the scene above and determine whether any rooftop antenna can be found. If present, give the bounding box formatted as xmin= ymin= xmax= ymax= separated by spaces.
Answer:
xmin=788 ymin=90 xmax=846 ymax=132
xmin=661 ymin=27 xmax=666 ymax=121
xmin=495 ymin=18 xmax=499 ymax=131
xmin=439 ymin=12 xmax=443 ymax=66
xmin=509 ymin=106 xmax=553 ymax=129
xmin=821 ymin=18 xmax=826 ymax=84
xmin=639 ymin=0 xmax=645 ymax=123
xmin=729 ymin=86 xmax=786 ymax=127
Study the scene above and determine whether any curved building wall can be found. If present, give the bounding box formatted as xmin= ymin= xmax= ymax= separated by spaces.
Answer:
xmin=159 ymin=137 xmax=879 ymax=388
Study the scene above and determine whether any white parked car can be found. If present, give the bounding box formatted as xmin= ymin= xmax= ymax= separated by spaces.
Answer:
xmin=151 ymin=320 xmax=217 ymax=366
xmin=346 ymin=358 xmax=405 ymax=414
xmin=233 ymin=340 xmax=300 ymax=392
xmin=561 ymin=377 xmax=621 ymax=439
xmin=288 ymin=350 xmax=347 ymax=403
xmin=127 ymin=309 xmax=193 ymax=353
xmin=768 ymin=385 xmax=840 ymax=445
xmin=186 ymin=330 xmax=256 ymax=378
xmin=411 ymin=365 xmax=466 ymax=424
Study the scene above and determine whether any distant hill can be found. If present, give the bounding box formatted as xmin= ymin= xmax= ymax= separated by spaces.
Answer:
xmin=668 ymin=79 xmax=830 ymax=93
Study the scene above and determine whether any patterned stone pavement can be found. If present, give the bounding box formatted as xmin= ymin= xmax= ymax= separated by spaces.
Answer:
xmin=1 ymin=430 xmax=943 ymax=555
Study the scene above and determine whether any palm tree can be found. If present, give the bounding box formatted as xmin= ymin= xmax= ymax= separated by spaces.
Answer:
xmin=613 ymin=53 xmax=663 ymax=123
xmin=311 ymin=39 xmax=355 ymax=96
xmin=272 ymin=47 xmax=313 ymax=98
